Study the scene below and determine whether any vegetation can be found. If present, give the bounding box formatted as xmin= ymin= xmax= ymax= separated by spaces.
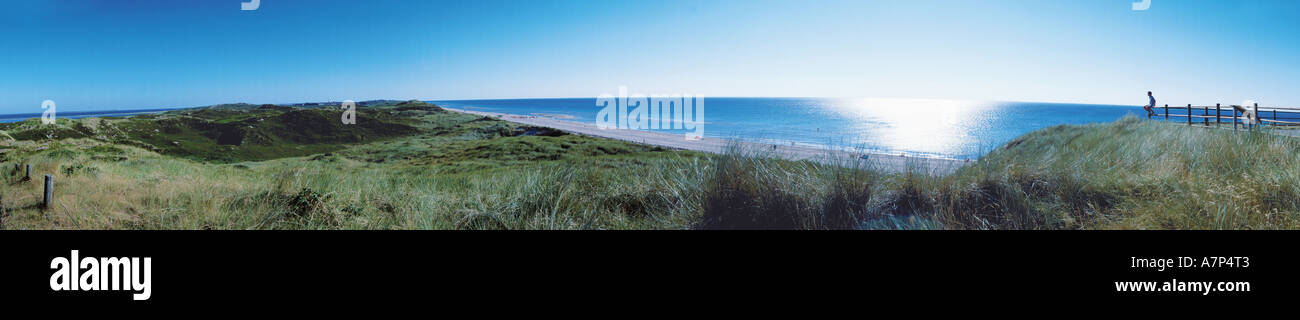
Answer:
xmin=0 ymin=101 xmax=706 ymax=229
xmin=1 ymin=105 xmax=1297 ymax=230
xmin=0 ymin=101 xmax=436 ymax=162
xmin=694 ymin=116 xmax=1300 ymax=229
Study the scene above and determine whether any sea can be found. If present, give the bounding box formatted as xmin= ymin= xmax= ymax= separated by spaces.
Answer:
xmin=431 ymin=98 xmax=1156 ymax=160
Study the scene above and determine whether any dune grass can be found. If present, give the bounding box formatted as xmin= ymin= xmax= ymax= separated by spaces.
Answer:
xmin=953 ymin=116 xmax=1300 ymax=229
xmin=689 ymin=116 xmax=1300 ymax=229
xmin=1 ymin=113 xmax=1297 ymax=230
xmin=0 ymin=135 xmax=709 ymax=230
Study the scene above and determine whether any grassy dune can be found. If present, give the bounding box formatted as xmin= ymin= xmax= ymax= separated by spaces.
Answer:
xmin=0 ymin=139 xmax=706 ymax=230
xmin=956 ymin=116 xmax=1300 ymax=229
xmin=0 ymin=106 xmax=1297 ymax=230
xmin=0 ymin=101 xmax=707 ymax=229
xmin=702 ymin=116 xmax=1300 ymax=229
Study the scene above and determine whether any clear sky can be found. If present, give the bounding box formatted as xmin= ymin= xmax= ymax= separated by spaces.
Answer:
xmin=2 ymin=0 xmax=1299 ymax=113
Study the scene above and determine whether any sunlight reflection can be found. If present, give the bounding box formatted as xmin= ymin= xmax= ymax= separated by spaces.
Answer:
xmin=826 ymin=98 xmax=995 ymax=157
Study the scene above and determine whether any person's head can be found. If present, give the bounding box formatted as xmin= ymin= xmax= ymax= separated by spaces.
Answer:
xmin=1148 ymin=91 xmax=1153 ymax=96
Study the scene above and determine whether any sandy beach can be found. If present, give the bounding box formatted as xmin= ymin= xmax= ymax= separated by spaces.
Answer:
xmin=444 ymin=107 xmax=967 ymax=175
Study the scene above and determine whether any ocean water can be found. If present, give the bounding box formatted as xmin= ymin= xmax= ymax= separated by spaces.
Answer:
xmin=432 ymin=98 xmax=1152 ymax=160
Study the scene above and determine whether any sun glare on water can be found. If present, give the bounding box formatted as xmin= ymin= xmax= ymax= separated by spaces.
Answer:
xmin=827 ymin=98 xmax=994 ymax=158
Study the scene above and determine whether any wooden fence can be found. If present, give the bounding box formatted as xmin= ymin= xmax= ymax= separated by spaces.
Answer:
xmin=1152 ymin=103 xmax=1300 ymax=131
xmin=0 ymin=164 xmax=58 ymax=229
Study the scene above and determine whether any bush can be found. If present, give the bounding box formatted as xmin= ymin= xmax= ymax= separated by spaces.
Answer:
xmin=62 ymin=163 xmax=99 ymax=177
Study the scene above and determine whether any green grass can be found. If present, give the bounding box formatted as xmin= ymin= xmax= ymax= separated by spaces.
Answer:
xmin=951 ymin=116 xmax=1300 ymax=229
xmin=0 ymin=103 xmax=709 ymax=229
xmin=1 ymin=110 xmax=1298 ymax=230
xmin=691 ymin=116 xmax=1300 ymax=230
xmin=0 ymin=100 xmax=441 ymax=163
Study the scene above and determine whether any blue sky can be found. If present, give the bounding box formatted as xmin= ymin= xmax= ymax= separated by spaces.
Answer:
xmin=2 ymin=0 xmax=1298 ymax=113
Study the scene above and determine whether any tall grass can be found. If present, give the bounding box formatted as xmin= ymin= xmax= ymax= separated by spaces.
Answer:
xmin=0 ymin=137 xmax=714 ymax=230
xmin=697 ymin=144 xmax=879 ymax=229
xmin=2 ymin=115 xmax=1298 ymax=230
xmin=695 ymin=116 xmax=1300 ymax=229
xmin=962 ymin=116 xmax=1300 ymax=229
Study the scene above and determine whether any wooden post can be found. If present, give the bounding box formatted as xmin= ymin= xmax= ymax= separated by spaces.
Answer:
xmin=43 ymin=174 xmax=53 ymax=209
xmin=1187 ymin=104 xmax=1192 ymax=126
xmin=1203 ymin=106 xmax=1209 ymax=125
xmin=1254 ymin=103 xmax=1259 ymax=131
xmin=25 ymin=164 xmax=31 ymax=180
xmin=1234 ymin=107 xmax=1238 ymax=132
xmin=1255 ymin=103 xmax=1261 ymax=129
xmin=1164 ymin=104 xmax=1169 ymax=120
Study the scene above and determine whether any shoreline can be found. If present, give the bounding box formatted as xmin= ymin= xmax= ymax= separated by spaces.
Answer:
xmin=443 ymin=107 xmax=967 ymax=175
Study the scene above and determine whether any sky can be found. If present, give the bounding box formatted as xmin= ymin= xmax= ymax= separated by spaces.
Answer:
xmin=2 ymin=0 xmax=1299 ymax=113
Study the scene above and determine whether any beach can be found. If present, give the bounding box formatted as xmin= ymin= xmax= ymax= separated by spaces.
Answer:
xmin=443 ymin=107 xmax=967 ymax=175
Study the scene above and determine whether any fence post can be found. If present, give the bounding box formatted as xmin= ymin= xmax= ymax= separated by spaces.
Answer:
xmin=25 ymin=164 xmax=31 ymax=180
xmin=1234 ymin=107 xmax=1238 ymax=132
xmin=1248 ymin=103 xmax=1258 ymax=132
xmin=1187 ymin=104 xmax=1192 ymax=126
xmin=43 ymin=174 xmax=53 ymax=209
xmin=1203 ymin=106 xmax=1208 ymax=125
xmin=1164 ymin=104 xmax=1169 ymax=120
xmin=1253 ymin=102 xmax=1263 ymax=130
